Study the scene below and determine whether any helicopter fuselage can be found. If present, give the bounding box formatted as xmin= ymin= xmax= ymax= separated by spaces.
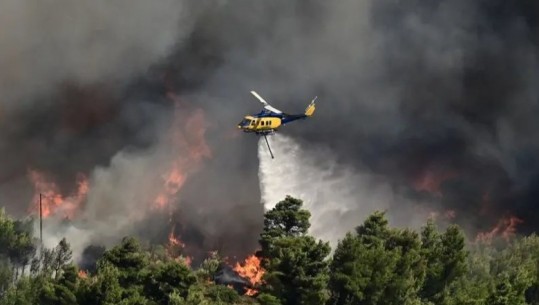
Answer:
xmin=237 ymin=114 xmax=282 ymax=134
xmin=237 ymin=110 xmax=307 ymax=135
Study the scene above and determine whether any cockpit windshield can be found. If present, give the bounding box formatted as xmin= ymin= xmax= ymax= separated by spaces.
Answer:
xmin=238 ymin=119 xmax=251 ymax=127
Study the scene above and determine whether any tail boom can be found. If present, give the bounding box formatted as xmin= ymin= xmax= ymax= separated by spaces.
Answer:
xmin=281 ymin=96 xmax=317 ymax=124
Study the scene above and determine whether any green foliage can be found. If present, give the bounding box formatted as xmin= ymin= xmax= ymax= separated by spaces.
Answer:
xmin=259 ymin=196 xmax=331 ymax=305
xmin=419 ymin=221 xmax=468 ymax=304
xmin=0 ymin=261 xmax=12 ymax=293
xmin=85 ymin=261 xmax=123 ymax=305
xmin=0 ymin=276 xmax=38 ymax=305
xmin=329 ymin=212 xmax=425 ymax=305
xmin=205 ymin=284 xmax=241 ymax=303
xmin=101 ymin=237 xmax=149 ymax=289
xmin=3 ymin=196 xmax=539 ymax=305
xmin=0 ymin=209 xmax=36 ymax=293
xmin=259 ymin=196 xmax=311 ymax=252
xmin=53 ymin=238 xmax=73 ymax=279
xmin=196 ymin=251 xmax=222 ymax=282
xmin=257 ymin=293 xmax=282 ymax=305
xmin=0 ymin=211 xmax=35 ymax=256
xmin=143 ymin=260 xmax=196 ymax=303
xmin=38 ymin=264 xmax=79 ymax=305
xmin=441 ymin=248 xmax=491 ymax=305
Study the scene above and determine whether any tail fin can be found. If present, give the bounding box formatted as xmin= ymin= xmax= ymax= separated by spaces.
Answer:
xmin=305 ymin=96 xmax=317 ymax=117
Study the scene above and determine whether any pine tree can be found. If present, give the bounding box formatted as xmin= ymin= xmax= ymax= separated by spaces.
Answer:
xmin=259 ymin=196 xmax=331 ymax=305
xmin=329 ymin=211 xmax=425 ymax=305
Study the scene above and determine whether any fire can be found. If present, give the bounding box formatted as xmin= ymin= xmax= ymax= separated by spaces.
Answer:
xmin=154 ymin=164 xmax=187 ymax=209
xmin=444 ymin=209 xmax=456 ymax=219
xmin=184 ymin=109 xmax=212 ymax=161
xmin=234 ymin=255 xmax=265 ymax=296
xmin=149 ymin=92 xmax=211 ymax=272
xmin=168 ymin=229 xmax=185 ymax=249
xmin=413 ymin=169 xmax=457 ymax=196
xmin=166 ymin=224 xmax=193 ymax=268
xmin=78 ymin=270 xmax=88 ymax=278
xmin=151 ymin=95 xmax=211 ymax=210
xmin=476 ymin=215 xmax=524 ymax=244
xmin=182 ymin=256 xmax=192 ymax=267
xmin=28 ymin=170 xmax=89 ymax=219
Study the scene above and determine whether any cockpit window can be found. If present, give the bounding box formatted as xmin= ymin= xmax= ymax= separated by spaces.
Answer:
xmin=240 ymin=119 xmax=251 ymax=127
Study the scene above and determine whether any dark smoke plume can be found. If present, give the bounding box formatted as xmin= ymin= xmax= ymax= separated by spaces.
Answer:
xmin=0 ymin=0 xmax=538 ymax=263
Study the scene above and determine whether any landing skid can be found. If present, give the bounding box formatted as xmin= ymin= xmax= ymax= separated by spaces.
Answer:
xmin=263 ymin=134 xmax=274 ymax=159
xmin=253 ymin=130 xmax=276 ymax=159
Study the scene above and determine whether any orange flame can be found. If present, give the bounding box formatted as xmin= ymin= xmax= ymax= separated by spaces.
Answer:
xmin=28 ymin=170 xmax=89 ymax=219
xmin=166 ymin=225 xmax=193 ymax=268
xmin=78 ymin=270 xmax=88 ymax=278
xmin=151 ymin=96 xmax=211 ymax=210
xmin=476 ymin=215 xmax=524 ymax=244
xmin=182 ymin=256 xmax=192 ymax=267
xmin=234 ymin=255 xmax=265 ymax=296
xmin=413 ymin=169 xmax=457 ymax=197
xmin=154 ymin=164 xmax=187 ymax=209
xmin=168 ymin=229 xmax=185 ymax=249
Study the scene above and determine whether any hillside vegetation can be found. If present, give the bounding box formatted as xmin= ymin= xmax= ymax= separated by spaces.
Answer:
xmin=1 ymin=196 xmax=538 ymax=305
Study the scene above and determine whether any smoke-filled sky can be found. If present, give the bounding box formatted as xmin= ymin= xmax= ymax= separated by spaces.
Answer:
xmin=0 ymin=0 xmax=538 ymax=262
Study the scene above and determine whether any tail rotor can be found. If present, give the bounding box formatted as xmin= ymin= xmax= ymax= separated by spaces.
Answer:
xmin=305 ymin=96 xmax=317 ymax=117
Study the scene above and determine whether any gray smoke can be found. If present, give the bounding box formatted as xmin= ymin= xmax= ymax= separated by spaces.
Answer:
xmin=0 ymin=0 xmax=192 ymax=110
xmin=1 ymin=0 xmax=538 ymax=264
xmin=187 ymin=0 xmax=539 ymax=239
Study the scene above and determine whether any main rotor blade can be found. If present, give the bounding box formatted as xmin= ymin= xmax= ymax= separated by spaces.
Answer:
xmin=251 ymin=91 xmax=269 ymax=105
xmin=250 ymin=90 xmax=283 ymax=113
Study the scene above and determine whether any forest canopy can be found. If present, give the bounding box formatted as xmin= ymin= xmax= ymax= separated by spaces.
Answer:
xmin=1 ymin=196 xmax=538 ymax=305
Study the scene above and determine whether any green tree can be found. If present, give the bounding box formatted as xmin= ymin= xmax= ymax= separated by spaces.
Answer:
xmin=484 ymin=235 xmax=536 ymax=305
xmin=0 ymin=276 xmax=38 ymax=305
xmin=38 ymin=266 xmax=78 ymax=305
xmin=419 ymin=222 xmax=468 ymax=304
xmin=0 ymin=260 xmax=12 ymax=294
xmin=101 ymin=237 xmax=149 ymax=289
xmin=143 ymin=261 xmax=196 ymax=303
xmin=259 ymin=196 xmax=331 ymax=305
xmin=487 ymin=271 xmax=533 ymax=305
xmin=78 ymin=261 xmax=123 ymax=305
xmin=52 ymin=238 xmax=73 ymax=279
xmin=205 ymin=284 xmax=241 ymax=303
xmin=329 ymin=211 xmax=425 ymax=305
xmin=257 ymin=293 xmax=282 ymax=305
xmin=509 ymin=234 xmax=539 ymax=304
xmin=419 ymin=219 xmax=443 ymax=300
xmin=442 ymin=248 xmax=491 ymax=305
xmin=259 ymin=196 xmax=311 ymax=251
xmin=0 ymin=209 xmax=16 ymax=257
xmin=0 ymin=210 xmax=36 ymax=282
xmin=196 ymin=251 xmax=222 ymax=282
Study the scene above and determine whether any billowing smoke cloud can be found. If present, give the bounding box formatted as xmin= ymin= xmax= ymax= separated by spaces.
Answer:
xmin=0 ymin=0 xmax=190 ymax=109
xmin=187 ymin=0 xmax=539 ymax=239
xmin=1 ymin=0 xmax=538 ymax=264
xmin=0 ymin=0 xmax=194 ymax=210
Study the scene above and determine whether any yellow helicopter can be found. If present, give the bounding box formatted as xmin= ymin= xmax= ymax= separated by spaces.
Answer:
xmin=237 ymin=91 xmax=317 ymax=158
